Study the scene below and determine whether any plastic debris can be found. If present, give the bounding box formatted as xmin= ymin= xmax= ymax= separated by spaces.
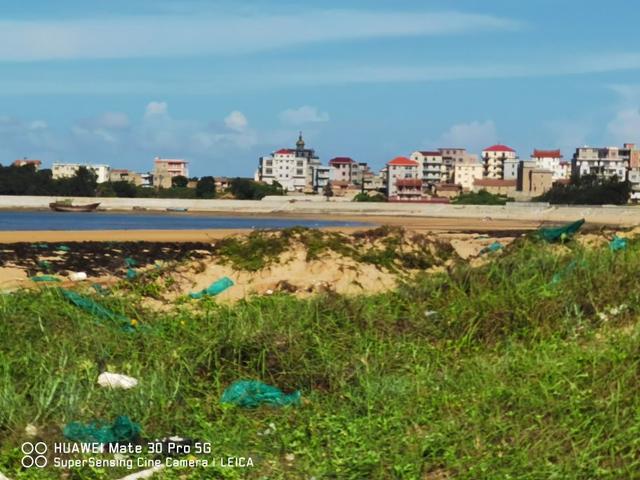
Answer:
xmin=610 ymin=236 xmax=628 ymax=252
xmin=538 ymin=219 xmax=585 ymax=243
xmin=424 ymin=310 xmax=438 ymax=318
xmin=190 ymin=276 xmax=234 ymax=299
xmin=60 ymin=289 xmax=135 ymax=332
xmin=69 ymin=272 xmax=88 ymax=282
xmin=25 ymin=424 xmax=38 ymax=437
xmin=92 ymin=283 xmax=110 ymax=295
xmin=56 ymin=245 xmax=71 ymax=252
xmin=63 ymin=416 xmax=140 ymax=444
xmin=221 ymin=380 xmax=301 ymax=408
xmin=37 ymin=260 xmax=52 ymax=271
xmin=480 ymin=241 xmax=503 ymax=254
xmin=126 ymin=268 xmax=137 ymax=280
xmin=31 ymin=275 xmax=60 ymax=282
xmin=98 ymin=372 xmax=139 ymax=390
xmin=124 ymin=257 xmax=138 ymax=267
xmin=116 ymin=465 xmax=165 ymax=480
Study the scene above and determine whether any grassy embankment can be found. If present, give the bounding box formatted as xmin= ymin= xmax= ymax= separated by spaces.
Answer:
xmin=1 ymin=228 xmax=640 ymax=479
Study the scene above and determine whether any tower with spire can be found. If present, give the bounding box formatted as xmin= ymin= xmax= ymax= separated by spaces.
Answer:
xmin=296 ymin=131 xmax=305 ymax=152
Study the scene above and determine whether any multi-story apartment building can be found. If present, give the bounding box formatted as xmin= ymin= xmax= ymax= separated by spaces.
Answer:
xmin=454 ymin=157 xmax=483 ymax=191
xmin=410 ymin=151 xmax=447 ymax=190
xmin=439 ymin=148 xmax=474 ymax=182
xmin=256 ymin=133 xmax=323 ymax=192
xmin=571 ymin=145 xmax=632 ymax=180
xmin=153 ymin=158 xmax=189 ymax=188
xmin=531 ymin=149 xmax=569 ymax=181
xmin=386 ymin=156 xmax=422 ymax=201
xmin=482 ymin=144 xmax=518 ymax=179
xmin=52 ymin=163 xmax=111 ymax=183
xmin=329 ymin=157 xmax=360 ymax=184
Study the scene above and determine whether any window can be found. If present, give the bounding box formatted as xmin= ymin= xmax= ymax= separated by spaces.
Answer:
xmin=296 ymin=169 xmax=304 ymax=175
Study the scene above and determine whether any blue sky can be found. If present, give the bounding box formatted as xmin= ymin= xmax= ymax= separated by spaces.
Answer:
xmin=1 ymin=0 xmax=640 ymax=176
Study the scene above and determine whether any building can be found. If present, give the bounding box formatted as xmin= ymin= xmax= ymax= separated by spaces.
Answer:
xmin=312 ymin=165 xmax=331 ymax=191
xmin=109 ymin=169 xmax=143 ymax=186
xmin=52 ymin=163 xmax=110 ymax=183
xmin=531 ymin=149 xmax=569 ymax=181
xmin=518 ymin=161 xmax=554 ymax=197
xmin=410 ymin=151 xmax=447 ymax=190
xmin=482 ymin=144 xmax=518 ymax=179
xmin=434 ymin=183 xmax=462 ymax=199
xmin=12 ymin=159 xmax=42 ymax=170
xmin=153 ymin=158 xmax=189 ymax=189
xmin=439 ymin=148 xmax=474 ymax=181
xmin=473 ymin=178 xmax=517 ymax=196
xmin=386 ymin=156 xmax=421 ymax=201
xmin=571 ymin=145 xmax=637 ymax=180
xmin=454 ymin=159 xmax=484 ymax=191
xmin=329 ymin=157 xmax=360 ymax=184
xmin=256 ymin=133 xmax=323 ymax=192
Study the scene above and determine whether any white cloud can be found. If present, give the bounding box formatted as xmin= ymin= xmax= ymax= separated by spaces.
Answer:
xmin=607 ymin=108 xmax=640 ymax=144
xmin=224 ymin=111 xmax=248 ymax=131
xmin=435 ymin=120 xmax=498 ymax=153
xmin=0 ymin=11 xmax=520 ymax=61
xmin=144 ymin=101 xmax=169 ymax=119
xmin=279 ymin=106 xmax=329 ymax=125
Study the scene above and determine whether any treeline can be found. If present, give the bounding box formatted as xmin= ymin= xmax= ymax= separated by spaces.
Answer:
xmin=536 ymin=175 xmax=631 ymax=205
xmin=0 ymin=164 xmax=285 ymax=200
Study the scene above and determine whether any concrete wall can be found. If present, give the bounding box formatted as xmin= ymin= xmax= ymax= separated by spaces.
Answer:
xmin=1 ymin=195 xmax=640 ymax=225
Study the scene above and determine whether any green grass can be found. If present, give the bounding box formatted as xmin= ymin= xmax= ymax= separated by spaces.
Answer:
xmin=1 ymin=235 xmax=640 ymax=478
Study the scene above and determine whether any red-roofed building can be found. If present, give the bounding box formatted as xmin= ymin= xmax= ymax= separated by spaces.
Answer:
xmin=12 ymin=159 xmax=42 ymax=170
xmin=329 ymin=157 xmax=359 ymax=184
xmin=386 ymin=157 xmax=421 ymax=200
xmin=531 ymin=149 xmax=568 ymax=180
xmin=482 ymin=144 xmax=518 ymax=179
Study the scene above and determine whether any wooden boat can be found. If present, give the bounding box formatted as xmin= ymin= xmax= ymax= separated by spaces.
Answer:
xmin=166 ymin=207 xmax=188 ymax=212
xmin=49 ymin=202 xmax=100 ymax=212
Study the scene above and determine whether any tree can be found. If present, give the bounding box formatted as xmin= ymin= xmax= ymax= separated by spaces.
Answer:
xmin=171 ymin=175 xmax=189 ymax=188
xmin=536 ymin=174 xmax=631 ymax=205
xmin=111 ymin=181 xmax=138 ymax=198
xmin=323 ymin=182 xmax=334 ymax=201
xmin=196 ymin=176 xmax=216 ymax=198
xmin=57 ymin=166 xmax=97 ymax=197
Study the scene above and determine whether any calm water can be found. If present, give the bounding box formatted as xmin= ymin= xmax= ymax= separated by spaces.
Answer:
xmin=0 ymin=211 xmax=368 ymax=231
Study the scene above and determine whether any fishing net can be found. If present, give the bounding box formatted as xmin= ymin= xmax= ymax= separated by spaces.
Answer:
xmin=190 ymin=277 xmax=234 ymax=299
xmin=59 ymin=289 xmax=135 ymax=332
xmin=63 ymin=416 xmax=140 ymax=444
xmin=221 ymin=380 xmax=301 ymax=408
xmin=538 ymin=219 xmax=585 ymax=243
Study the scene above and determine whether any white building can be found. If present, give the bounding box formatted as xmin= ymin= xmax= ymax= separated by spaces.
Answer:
xmin=439 ymin=148 xmax=474 ymax=182
xmin=52 ymin=163 xmax=111 ymax=183
xmin=531 ymin=149 xmax=569 ymax=181
xmin=454 ymin=156 xmax=483 ymax=191
xmin=572 ymin=146 xmax=629 ymax=179
xmin=386 ymin=156 xmax=421 ymax=200
xmin=256 ymin=133 xmax=322 ymax=192
xmin=409 ymin=151 xmax=447 ymax=189
xmin=482 ymin=144 xmax=518 ymax=179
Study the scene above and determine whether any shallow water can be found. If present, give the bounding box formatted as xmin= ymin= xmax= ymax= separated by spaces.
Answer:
xmin=0 ymin=211 xmax=368 ymax=231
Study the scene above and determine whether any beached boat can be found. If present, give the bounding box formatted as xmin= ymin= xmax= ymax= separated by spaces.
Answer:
xmin=49 ymin=202 xmax=101 ymax=212
xmin=166 ymin=207 xmax=188 ymax=212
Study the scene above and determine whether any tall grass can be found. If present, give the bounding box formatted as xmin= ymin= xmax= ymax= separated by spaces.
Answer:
xmin=1 ymin=236 xmax=640 ymax=478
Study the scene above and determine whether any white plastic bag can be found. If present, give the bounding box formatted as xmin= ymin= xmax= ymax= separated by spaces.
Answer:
xmin=97 ymin=372 xmax=138 ymax=390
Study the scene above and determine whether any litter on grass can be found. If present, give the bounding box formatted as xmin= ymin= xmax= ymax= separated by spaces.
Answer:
xmin=610 ymin=236 xmax=628 ymax=252
xmin=31 ymin=275 xmax=60 ymax=282
xmin=190 ymin=276 xmax=234 ymax=299
xmin=126 ymin=268 xmax=137 ymax=280
xmin=480 ymin=241 xmax=503 ymax=254
xmin=221 ymin=380 xmax=301 ymax=408
xmin=124 ymin=257 xmax=138 ymax=267
xmin=63 ymin=416 xmax=140 ymax=444
xmin=538 ymin=219 xmax=585 ymax=243
xmin=68 ymin=272 xmax=87 ymax=282
xmin=59 ymin=288 xmax=135 ymax=332
xmin=98 ymin=372 xmax=139 ymax=390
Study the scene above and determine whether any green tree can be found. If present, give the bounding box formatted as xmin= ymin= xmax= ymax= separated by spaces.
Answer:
xmin=172 ymin=175 xmax=189 ymax=188
xmin=323 ymin=182 xmax=334 ymax=201
xmin=196 ymin=176 xmax=216 ymax=198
